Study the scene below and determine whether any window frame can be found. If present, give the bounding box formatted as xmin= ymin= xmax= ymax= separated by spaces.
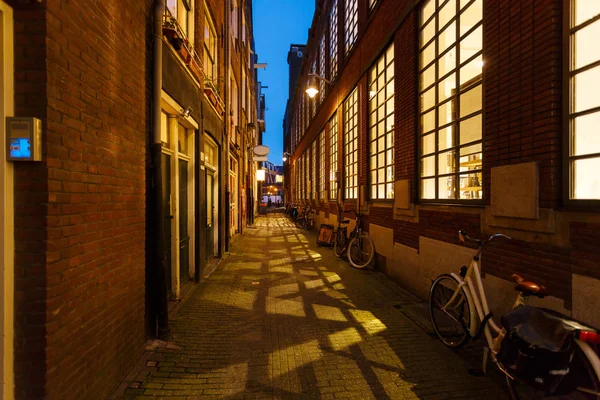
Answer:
xmin=319 ymin=129 xmax=327 ymax=201
xmin=312 ymin=139 xmax=318 ymax=200
xmin=343 ymin=88 xmax=359 ymax=200
xmin=344 ymin=0 xmax=359 ymax=56
xmin=204 ymin=10 xmax=218 ymax=80
xmin=563 ymin=0 xmax=600 ymax=207
xmin=368 ymin=43 xmax=395 ymax=200
xmin=329 ymin=114 xmax=339 ymax=200
xmin=418 ymin=0 xmax=484 ymax=205
xmin=330 ymin=0 xmax=339 ymax=80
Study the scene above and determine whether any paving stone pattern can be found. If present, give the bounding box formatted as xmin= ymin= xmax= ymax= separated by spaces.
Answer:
xmin=119 ymin=216 xmax=509 ymax=399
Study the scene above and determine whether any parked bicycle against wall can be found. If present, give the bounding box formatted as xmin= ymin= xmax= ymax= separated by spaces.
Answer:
xmin=428 ymin=230 xmax=600 ymax=399
xmin=333 ymin=209 xmax=375 ymax=269
xmin=294 ymin=206 xmax=315 ymax=231
xmin=285 ymin=203 xmax=299 ymax=221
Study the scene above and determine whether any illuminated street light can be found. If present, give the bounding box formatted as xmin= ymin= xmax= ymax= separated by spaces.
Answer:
xmin=305 ymin=73 xmax=331 ymax=98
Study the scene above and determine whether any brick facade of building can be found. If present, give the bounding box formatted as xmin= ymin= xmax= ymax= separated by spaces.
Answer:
xmin=285 ymin=0 xmax=600 ymax=329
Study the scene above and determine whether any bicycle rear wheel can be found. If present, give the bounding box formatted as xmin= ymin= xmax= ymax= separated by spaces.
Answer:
xmin=506 ymin=343 xmax=600 ymax=400
xmin=429 ymin=274 xmax=471 ymax=348
xmin=295 ymin=217 xmax=305 ymax=229
xmin=334 ymin=229 xmax=347 ymax=258
xmin=347 ymin=234 xmax=374 ymax=269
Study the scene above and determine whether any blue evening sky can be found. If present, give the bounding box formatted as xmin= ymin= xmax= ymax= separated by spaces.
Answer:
xmin=253 ymin=0 xmax=316 ymax=165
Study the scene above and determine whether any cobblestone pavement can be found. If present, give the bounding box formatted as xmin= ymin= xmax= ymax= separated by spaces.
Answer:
xmin=117 ymin=215 xmax=509 ymax=399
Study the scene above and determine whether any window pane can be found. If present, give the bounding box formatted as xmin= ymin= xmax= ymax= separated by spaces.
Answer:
xmin=573 ymin=112 xmax=600 ymax=156
xmin=459 ymin=25 xmax=482 ymax=63
xmin=460 ymin=0 xmax=482 ymax=37
xmin=459 ymin=173 xmax=483 ymax=199
xmin=421 ymin=87 xmax=436 ymax=111
xmin=438 ymin=100 xmax=456 ymax=126
xmin=422 ymin=0 xmax=435 ymax=26
xmin=421 ymin=64 xmax=435 ymax=91
xmin=573 ymin=65 xmax=600 ymax=112
xmin=421 ymin=19 xmax=435 ymax=45
xmin=439 ymin=22 xmax=457 ymax=54
xmin=421 ymin=178 xmax=436 ymax=199
xmin=574 ymin=0 xmax=600 ymax=26
xmin=460 ymin=114 xmax=482 ymax=144
xmin=422 ymin=133 xmax=435 ymax=155
xmin=421 ymin=110 xmax=435 ymax=133
xmin=459 ymin=84 xmax=482 ymax=118
xmin=421 ymin=156 xmax=435 ymax=177
xmin=438 ymin=47 xmax=457 ymax=78
xmin=460 ymin=55 xmax=482 ymax=86
xmin=573 ymin=158 xmax=600 ymax=199
xmin=575 ymin=19 xmax=600 ymax=69
xmin=438 ymin=73 xmax=456 ymax=102
xmin=438 ymin=150 xmax=455 ymax=174
xmin=421 ymin=42 xmax=435 ymax=68
xmin=439 ymin=176 xmax=456 ymax=199
xmin=438 ymin=125 xmax=454 ymax=151
xmin=439 ymin=0 xmax=457 ymax=29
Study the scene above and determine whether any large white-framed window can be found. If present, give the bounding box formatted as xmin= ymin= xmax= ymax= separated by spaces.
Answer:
xmin=312 ymin=139 xmax=318 ymax=200
xmin=368 ymin=44 xmax=395 ymax=200
xmin=204 ymin=10 xmax=217 ymax=81
xmin=329 ymin=114 xmax=338 ymax=200
xmin=319 ymin=129 xmax=326 ymax=200
xmin=344 ymin=88 xmax=359 ymax=199
xmin=419 ymin=0 xmax=483 ymax=202
xmin=330 ymin=0 xmax=339 ymax=79
xmin=568 ymin=0 xmax=600 ymax=200
xmin=345 ymin=0 xmax=358 ymax=55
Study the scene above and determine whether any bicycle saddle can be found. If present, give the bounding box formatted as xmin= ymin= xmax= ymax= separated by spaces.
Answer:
xmin=340 ymin=219 xmax=350 ymax=224
xmin=512 ymin=274 xmax=548 ymax=298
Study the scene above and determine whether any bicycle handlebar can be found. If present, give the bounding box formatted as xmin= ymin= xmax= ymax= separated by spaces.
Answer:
xmin=459 ymin=230 xmax=511 ymax=245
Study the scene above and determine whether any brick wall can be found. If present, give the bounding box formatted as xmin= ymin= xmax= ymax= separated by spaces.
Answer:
xmin=11 ymin=2 xmax=49 ymax=398
xmin=12 ymin=0 xmax=153 ymax=398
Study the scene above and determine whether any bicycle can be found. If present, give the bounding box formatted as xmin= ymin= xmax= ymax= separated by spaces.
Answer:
xmin=333 ymin=209 xmax=375 ymax=269
xmin=428 ymin=230 xmax=600 ymax=399
xmin=294 ymin=206 xmax=315 ymax=231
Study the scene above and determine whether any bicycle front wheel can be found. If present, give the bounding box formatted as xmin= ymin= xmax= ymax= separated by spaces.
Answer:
xmin=506 ymin=343 xmax=600 ymax=400
xmin=346 ymin=234 xmax=375 ymax=269
xmin=429 ymin=274 xmax=471 ymax=348
xmin=295 ymin=217 xmax=305 ymax=229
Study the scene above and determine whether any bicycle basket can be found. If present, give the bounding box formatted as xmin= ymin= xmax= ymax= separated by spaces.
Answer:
xmin=497 ymin=305 xmax=576 ymax=394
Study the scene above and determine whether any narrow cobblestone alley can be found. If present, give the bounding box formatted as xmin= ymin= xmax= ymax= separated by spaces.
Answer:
xmin=116 ymin=215 xmax=508 ymax=400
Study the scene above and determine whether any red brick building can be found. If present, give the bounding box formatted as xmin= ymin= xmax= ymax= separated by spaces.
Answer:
xmin=0 ymin=0 xmax=261 ymax=398
xmin=284 ymin=0 xmax=600 ymax=330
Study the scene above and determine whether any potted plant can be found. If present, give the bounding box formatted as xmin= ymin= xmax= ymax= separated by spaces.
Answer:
xmin=162 ymin=16 xmax=178 ymax=41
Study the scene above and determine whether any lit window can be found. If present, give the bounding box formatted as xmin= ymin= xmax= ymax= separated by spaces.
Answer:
xmin=345 ymin=0 xmax=358 ymax=55
xmin=319 ymin=129 xmax=326 ymax=200
xmin=319 ymin=35 xmax=327 ymax=104
xmin=330 ymin=0 xmax=339 ymax=79
xmin=569 ymin=0 xmax=600 ymax=200
xmin=344 ymin=88 xmax=359 ymax=199
xmin=312 ymin=140 xmax=317 ymax=200
xmin=368 ymin=44 xmax=394 ymax=199
xmin=419 ymin=0 xmax=483 ymax=201
xmin=329 ymin=114 xmax=338 ymax=200
xmin=304 ymin=151 xmax=309 ymax=200
xmin=204 ymin=12 xmax=217 ymax=80
xmin=311 ymin=60 xmax=317 ymax=119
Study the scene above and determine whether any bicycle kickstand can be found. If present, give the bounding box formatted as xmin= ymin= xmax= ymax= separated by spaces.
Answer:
xmin=482 ymin=347 xmax=489 ymax=376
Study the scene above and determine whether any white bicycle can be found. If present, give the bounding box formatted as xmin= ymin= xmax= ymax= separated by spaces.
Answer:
xmin=429 ymin=230 xmax=600 ymax=399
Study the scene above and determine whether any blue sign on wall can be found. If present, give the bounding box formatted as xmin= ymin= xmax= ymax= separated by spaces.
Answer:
xmin=9 ymin=138 xmax=31 ymax=159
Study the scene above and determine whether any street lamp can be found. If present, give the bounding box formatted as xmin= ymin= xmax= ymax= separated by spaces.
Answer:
xmin=305 ymin=73 xmax=332 ymax=99
xmin=282 ymin=152 xmax=291 ymax=162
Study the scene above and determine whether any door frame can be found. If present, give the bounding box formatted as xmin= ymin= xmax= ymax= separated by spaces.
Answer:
xmin=0 ymin=2 xmax=15 ymax=398
xmin=160 ymin=91 xmax=197 ymax=300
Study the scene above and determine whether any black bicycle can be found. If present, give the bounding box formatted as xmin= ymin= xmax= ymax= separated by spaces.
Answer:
xmin=333 ymin=210 xmax=375 ymax=269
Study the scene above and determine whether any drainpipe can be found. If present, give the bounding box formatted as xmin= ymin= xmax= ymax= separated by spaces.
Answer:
xmin=153 ymin=0 xmax=169 ymax=340
xmin=224 ymin=0 xmax=231 ymax=252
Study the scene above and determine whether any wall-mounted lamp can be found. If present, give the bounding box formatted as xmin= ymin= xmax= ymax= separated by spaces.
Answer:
xmin=282 ymin=152 xmax=291 ymax=162
xmin=305 ymin=73 xmax=332 ymax=99
xmin=180 ymin=106 xmax=193 ymax=118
